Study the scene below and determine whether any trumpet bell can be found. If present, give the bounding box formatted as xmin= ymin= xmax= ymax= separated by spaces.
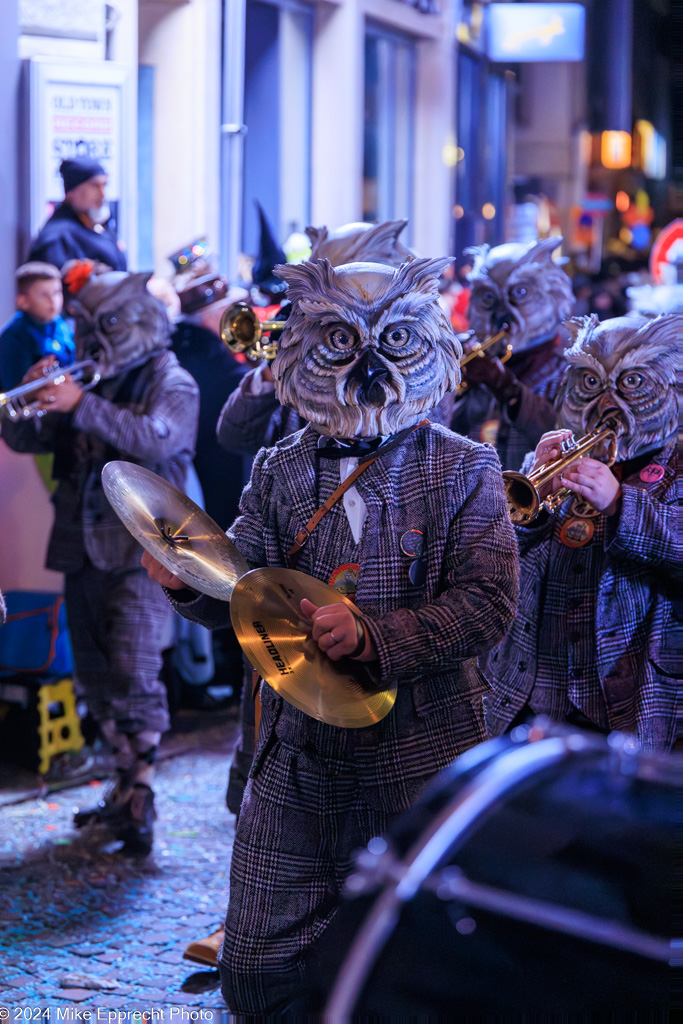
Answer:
xmin=220 ymin=302 xmax=261 ymax=353
xmin=503 ymin=471 xmax=541 ymax=525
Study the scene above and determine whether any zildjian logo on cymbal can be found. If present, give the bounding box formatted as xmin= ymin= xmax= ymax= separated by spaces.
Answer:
xmin=253 ymin=621 xmax=294 ymax=676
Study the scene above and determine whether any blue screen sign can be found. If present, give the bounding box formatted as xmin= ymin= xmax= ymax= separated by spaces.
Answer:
xmin=486 ymin=3 xmax=585 ymax=62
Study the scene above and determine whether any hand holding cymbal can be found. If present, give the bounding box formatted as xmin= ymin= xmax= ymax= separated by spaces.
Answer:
xmin=230 ymin=567 xmax=395 ymax=728
xmin=300 ymin=598 xmax=377 ymax=662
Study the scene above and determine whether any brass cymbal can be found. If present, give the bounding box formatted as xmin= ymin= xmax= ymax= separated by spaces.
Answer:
xmin=101 ymin=461 xmax=249 ymax=601
xmin=230 ymin=567 xmax=397 ymax=729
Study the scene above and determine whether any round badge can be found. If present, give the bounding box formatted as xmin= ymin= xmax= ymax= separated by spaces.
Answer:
xmin=569 ymin=498 xmax=601 ymax=519
xmin=328 ymin=563 xmax=360 ymax=600
xmin=559 ymin=517 xmax=595 ymax=548
xmin=400 ymin=529 xmax=425 ymax=558
xmin=639 ymin=464 xmax=665 ymax=484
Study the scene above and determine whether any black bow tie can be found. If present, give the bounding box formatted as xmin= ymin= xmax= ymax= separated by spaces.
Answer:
xmin=317 ymin=436 xmax=387 ymax=461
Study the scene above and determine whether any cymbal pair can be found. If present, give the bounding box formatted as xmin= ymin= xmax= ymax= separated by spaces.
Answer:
xmin=102 ymin=462 xmax=396 ymax=727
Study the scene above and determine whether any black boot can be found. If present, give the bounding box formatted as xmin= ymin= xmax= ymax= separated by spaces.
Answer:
xmin=73 ymin=769 xmax=134 ymax=829
xmin=117 ymin=783 xmax=156 ymax=856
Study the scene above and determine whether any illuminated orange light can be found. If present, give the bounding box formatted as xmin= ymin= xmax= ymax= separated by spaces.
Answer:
xmin=615 ymin=190 xmax=630 ymax=213
xmin=619 ymin=227 xmax=633 ymax=245
xmin=482 ymin=203 xmax=496 ymax=220
xmin=601 ymin=131 xmax=631 ymax=170
xmin=453 ymin=205 xmax=464 ymax=219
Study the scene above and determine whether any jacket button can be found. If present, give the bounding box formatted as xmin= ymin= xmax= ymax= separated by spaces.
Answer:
xmin=569 ymin=632 xmax=581 ymax=644
xmin=518 ymin=661 xmax=527 ymax=671
xmin=524 ymin=622 xmax=531 ymax=633
xmin=501 ymin=696 xmax=511 ymax=706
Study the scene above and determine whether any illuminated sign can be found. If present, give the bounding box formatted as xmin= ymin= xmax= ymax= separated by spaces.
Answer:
xmin=486 ymin=4 xmax=585 ymax=62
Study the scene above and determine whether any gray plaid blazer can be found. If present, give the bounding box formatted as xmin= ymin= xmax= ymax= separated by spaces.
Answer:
xmin=485 ymin=442 xmax=679 ymax=750
xmin=1 ymin=349 xmax=199 ymax=573
xmin=170 ymin=422 xmax=519 ymax=811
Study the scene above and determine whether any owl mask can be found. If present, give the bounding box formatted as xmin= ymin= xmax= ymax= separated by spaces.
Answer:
xmin=306 ymin=219 xmax=415 ymax=269
xmin=65 ymin=266 xmax=171 ymax=379
xmin=272 ymin=258 xmax=461 ymax=439
xmin=556 ymin=314 xmax=679 ymax=461
xmin=466 ymin=238 xmax=574 ymax=352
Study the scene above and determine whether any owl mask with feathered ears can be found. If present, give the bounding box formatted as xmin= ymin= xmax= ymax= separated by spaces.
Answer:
xmin=466 ymin=238 xmax=574 ymax=351
xmin=272 ymin=258 xmax=462 ymax=439
xmin=556 ymin=313 xmax=679 ymax=460
xmin=63 ymin=263 xmax=171 ymax=379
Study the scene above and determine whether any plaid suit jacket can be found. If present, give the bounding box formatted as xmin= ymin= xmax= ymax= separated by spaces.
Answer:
xmin=1 ymin=349 xmax=199 ymax=573
xmin=171 ymin=422 xmax=519 ymax=811
xmin=485 ymin=442 xmax=679 ymax=751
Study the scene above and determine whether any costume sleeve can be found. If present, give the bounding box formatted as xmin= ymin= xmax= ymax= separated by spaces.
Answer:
xmin=365 ymin=446 xmax=519 ymax=684
xmin=216 ymin=371 xmax=281 ymax=456
xmin=163 ymin=588 xmax=234 ymax=630
xmin=163 ymin=448 xmax=272 ymax=627
xmin=71 ymin=366 xmax=199 ymax=462
xmin=604 ymin=479 xmax=680 ymax=578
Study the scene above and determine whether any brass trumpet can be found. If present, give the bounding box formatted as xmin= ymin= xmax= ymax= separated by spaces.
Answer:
xmin=503 ymin=418 xmax=619 ymax=525
xmin=459 ymin=329 xmax=513 ymax=367
xmin=0 ymin=360 xmax=101 ymax=421
xmin=219 ymin=302 xmax=286 ymax=363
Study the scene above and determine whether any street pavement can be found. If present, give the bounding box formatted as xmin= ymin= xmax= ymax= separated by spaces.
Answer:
xmin=0 ymin=712 xmax=240 ymax=1014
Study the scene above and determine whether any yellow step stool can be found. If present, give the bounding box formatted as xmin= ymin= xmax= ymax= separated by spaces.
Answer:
xmin=36 ymin=676 xmax=85 ymax=774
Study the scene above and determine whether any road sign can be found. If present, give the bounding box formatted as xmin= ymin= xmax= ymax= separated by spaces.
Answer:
xmin=650 ymin=219 xmax=683 ymax=284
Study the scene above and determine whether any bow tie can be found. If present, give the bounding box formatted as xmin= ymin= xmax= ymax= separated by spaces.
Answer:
xmin=317 ymin=436 xmax=387 ymax=461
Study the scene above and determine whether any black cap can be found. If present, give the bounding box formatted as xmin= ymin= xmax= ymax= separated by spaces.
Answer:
xmin=60 ymin=158 xmax=106 ymax=193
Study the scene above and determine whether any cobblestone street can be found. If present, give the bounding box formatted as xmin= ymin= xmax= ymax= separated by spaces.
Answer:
xmin=0 ymin=712 xmax=240 ymax=1015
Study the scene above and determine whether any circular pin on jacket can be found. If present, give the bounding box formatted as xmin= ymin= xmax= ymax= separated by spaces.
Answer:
xmin=639 ymin=464 xmax=665 ymax=484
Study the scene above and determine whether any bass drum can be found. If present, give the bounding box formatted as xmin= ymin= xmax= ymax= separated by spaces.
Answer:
xmin=304 ymin=723 xmax=677 ymax=1018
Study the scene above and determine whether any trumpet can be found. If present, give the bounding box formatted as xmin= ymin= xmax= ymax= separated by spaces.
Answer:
xmin=0 ymin=360 xmax=101 ymax=421
xmin=503 ymin=418 xmax=619 ymax=525
xmin=459 ymin=329 xmax=513 ymax=368
xmin=219 ymin=302 xmax=287 ymax=363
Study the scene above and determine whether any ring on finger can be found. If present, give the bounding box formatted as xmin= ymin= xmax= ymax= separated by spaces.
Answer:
xmin=330 ymin=631 xmax=339 ymax=644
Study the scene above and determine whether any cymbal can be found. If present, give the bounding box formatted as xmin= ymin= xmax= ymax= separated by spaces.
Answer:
xmin=230 ymin=567 xmax=397 ymax=729
xmin=101 ymin=461 xmax=249 ymax=601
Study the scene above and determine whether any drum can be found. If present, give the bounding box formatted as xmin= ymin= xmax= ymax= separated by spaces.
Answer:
xmin=300 ymin=723 xmax=677 ymax=1018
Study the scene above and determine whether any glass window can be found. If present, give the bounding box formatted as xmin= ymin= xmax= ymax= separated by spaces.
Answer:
xmin=454 ymin=48 xmax=507 ymax=255
xmin=363 ymin=25 xmax=416 ymax=233
xmin=242 ymin=0 xmax=313 ymax=256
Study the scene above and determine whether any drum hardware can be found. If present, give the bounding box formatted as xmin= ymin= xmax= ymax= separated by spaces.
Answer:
xmin=219 ymin=301 xmax=286 ymax=363
xmin=502 ymin=417 xmax=620 ymax=525
xmin=324 ymin=726 xmax=675 ymax=1022
xmin=456 ymin=329 xmax=513 ymax=392
xmin=101 ymin=461 xmax=249 ymax=601
xmin=0 ymin=360 xmax=101 ymax=421
xmin=230 ymin=566 xmax=397 ymax=729
xmin=101 ymin=463 xmax=397 ymax=727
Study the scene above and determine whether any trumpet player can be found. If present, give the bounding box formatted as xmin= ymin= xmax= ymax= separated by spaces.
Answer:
xmin=2 ymin=261 xmax=199 ymax=854
xmin=485 ymin=314 xmax=679 ymax=752
xmin=451 ymin=238 xmax=575 ymax=470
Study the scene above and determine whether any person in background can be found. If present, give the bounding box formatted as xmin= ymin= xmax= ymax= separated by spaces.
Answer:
xmin=0 ymin=263 xmax=74 ymax=391
xmin=28 ymin=158 xmax=126 ymax=272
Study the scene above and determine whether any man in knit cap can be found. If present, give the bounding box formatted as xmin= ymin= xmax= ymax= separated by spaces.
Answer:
xmin=28 ymin=158 xmax=127 ymax=272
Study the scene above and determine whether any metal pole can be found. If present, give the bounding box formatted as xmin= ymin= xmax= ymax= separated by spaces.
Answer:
xmin=220 ymin=0 xmax=247 ymax=282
